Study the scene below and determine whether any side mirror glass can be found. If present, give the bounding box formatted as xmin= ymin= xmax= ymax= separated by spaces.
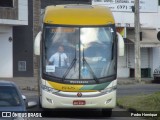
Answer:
xmin=34 ymin=31 xmax=42 ymax=55
xmin=22 ymin=95 xmax=26 ymax=101
xmin=27 ymin=101 xmax=37 ymax=108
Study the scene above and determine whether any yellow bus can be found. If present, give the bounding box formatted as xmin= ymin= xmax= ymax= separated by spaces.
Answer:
xmin=34 ymin=4 xmax=124 ymax=117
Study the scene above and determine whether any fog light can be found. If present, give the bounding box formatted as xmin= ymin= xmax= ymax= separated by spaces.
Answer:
xmin=105 ymin=98 xmax=112 ymax=104
xmin=46 ymin=98 xmax=53 ymax=104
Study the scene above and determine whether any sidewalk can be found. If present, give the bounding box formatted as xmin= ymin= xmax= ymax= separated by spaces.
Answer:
xmin=0 ymin=77 xmax=154 ymax=91
xmin=117 ymin=78 xmax=153 ymax=85
xmin=0 ymin=77 xmax=38 ymax=91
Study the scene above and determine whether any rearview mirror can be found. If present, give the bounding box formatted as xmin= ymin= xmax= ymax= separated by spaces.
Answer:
xmin=27 ymin=101 xmax=37 ymax=108
xmin=117 ymin=32 xmax=124 ymax=56
xmin=34 ymin=31 xmax=42 ymax=55
xmin=22 ymin=95 xmax=26 ymax=101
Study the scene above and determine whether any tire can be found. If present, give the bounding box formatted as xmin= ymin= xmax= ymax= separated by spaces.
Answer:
xmin=39 ymin=96 xmax=42 ymax=108
xmin=102 ymin=109 xmax=112 ymax=117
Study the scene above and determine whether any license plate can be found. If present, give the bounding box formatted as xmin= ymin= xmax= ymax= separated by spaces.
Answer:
xmin=73 ymin=100 xmax=86 ymax=105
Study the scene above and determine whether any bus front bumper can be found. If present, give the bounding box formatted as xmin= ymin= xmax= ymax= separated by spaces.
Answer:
xmin=41 ymin=90 xmax=116 ymax=109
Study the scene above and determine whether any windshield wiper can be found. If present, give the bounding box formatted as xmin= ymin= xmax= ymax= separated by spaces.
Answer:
xmin=62 ymin=58 xmax=77 ymax=81
xmin=62 ymin=49 xmax=77 ymax=81
xmin=82 ymin=58 xmax=99 ymax=84
xmin=82 ymin=47 xmax=99 ymax=84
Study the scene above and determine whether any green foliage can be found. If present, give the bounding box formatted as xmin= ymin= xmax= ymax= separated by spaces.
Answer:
xmin=117 ymin=92 xmax=160 ymax=119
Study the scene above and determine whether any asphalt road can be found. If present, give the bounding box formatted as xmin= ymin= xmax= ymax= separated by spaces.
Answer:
xmin=117 ymin=83 xmax=160 ymax=97
xmin=22 ymin=83 xmax=160 ymax=120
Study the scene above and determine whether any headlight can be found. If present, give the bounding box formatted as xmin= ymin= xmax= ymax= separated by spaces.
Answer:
xmin=100 ymin=86 xmax=117 ymax=94
xmin=41 ymin=85 xmax=59 ymax=94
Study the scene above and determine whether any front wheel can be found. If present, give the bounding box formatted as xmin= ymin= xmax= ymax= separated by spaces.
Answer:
xmin=39 ymin=96 xmax=42 ymax=108
xmin=102 ymin=109 xmax=112 ymax=117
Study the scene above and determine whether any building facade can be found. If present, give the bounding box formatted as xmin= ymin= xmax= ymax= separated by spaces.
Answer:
xmin=0 ymin=0 xmax=29 ymax=78
xmin=92 ymin=0 xmax=160 ymax=78
xmin=13 ymin=0 xmax=33 ymax=77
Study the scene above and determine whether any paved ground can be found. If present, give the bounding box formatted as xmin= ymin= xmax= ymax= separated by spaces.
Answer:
xmin=0 ymin=77 xmax=155 ymax=91
xmin=1 ymin=77 xmax=158 ymax=119
xmin=117 ymin=83 xmax=160 ymax=97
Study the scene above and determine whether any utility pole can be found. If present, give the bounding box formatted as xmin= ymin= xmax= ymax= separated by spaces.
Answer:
xmin=134 ymin=0 xmax=141 ymax=82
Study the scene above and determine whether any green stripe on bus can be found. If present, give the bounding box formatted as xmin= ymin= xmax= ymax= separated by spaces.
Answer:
xmin=80 ymin=82 xmax=111 ymax=90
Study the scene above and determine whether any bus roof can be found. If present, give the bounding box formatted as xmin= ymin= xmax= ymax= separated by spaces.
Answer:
xmin=43 ymin=4 xmax=115 ymax=26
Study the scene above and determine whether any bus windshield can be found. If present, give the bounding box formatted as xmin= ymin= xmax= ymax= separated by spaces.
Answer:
xmin=42 ymin=25 xmax=116 ymax=84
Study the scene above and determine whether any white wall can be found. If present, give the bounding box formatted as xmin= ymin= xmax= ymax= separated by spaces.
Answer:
xmin=92 ymin=1 xmax=160 ymax=28
xmin=128 ymin=45 xmax=149 ymax=68
xmin=18 ymin=0 xmax=28 ymax=21
xmin=113 ymin=12 xmax=160 ymax=29
xmin=112 ymin=6 xmax=160 ymax=29
xmin=0 ymin=26 xmax=13 ymax=77
xmin=117 ymin=44 xmax=130 ymax=78
xmin=0 ymin=0 xmax=28 ymax=25
xmin=117 ymin=67 xmax=130 ymax=78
